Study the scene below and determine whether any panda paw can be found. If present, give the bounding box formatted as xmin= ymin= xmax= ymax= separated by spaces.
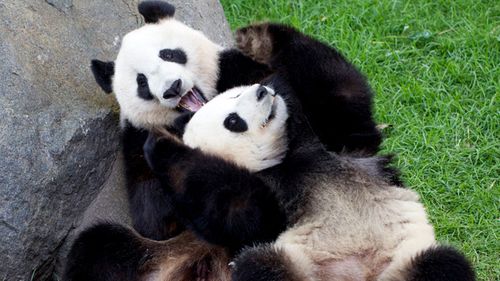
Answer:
xmin=143 ymin=130 xmax=185 ymax=173
xmin=236 ymin=23 xmax=274 ymax=65
xmin=231 ymin=245 xmax=300 ymax=281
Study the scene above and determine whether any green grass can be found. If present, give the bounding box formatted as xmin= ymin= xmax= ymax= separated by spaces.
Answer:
xmin=220 ymin=0 xmax=499 ymax=279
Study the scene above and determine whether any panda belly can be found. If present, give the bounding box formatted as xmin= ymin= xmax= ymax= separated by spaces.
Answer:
xmin=274 ymin=182 xmax=436 ymax=281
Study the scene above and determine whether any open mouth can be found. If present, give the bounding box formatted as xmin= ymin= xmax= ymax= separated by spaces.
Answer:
xmin=261 ymin=97 xmax=277 ymax=128
xmin=177 ymin=87 xmax=207 ymax=112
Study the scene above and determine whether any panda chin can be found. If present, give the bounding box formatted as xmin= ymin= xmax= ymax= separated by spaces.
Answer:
xmin=177 ymin=87 xmax=207 ymax=112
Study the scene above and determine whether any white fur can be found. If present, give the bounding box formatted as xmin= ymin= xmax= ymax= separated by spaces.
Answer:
xmin=272 ymin=169 xmax=437 ymax=281
xmin=183 ymin=84 xmax=289 ymax=172
xmin=113 ymin=18 xmax=221 ymax=129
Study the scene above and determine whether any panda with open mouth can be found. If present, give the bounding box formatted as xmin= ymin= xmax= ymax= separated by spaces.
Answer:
xmin=93 ymin=1 xmax=271 ymax=128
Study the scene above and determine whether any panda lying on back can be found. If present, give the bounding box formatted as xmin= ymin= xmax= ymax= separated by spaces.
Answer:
xmin=65 ymin=23 xmax=474 ymax=281
xmin=142 ymin=23 xmax=475 ymax=281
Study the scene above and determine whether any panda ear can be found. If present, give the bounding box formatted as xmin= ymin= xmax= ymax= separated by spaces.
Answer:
xmin=90 ymin=60 xmax=114 ymax=94
xmin=170 ymin=112 xmax=195 ymax=137
xmin=138 ymin=1 xmax=175 ymax=24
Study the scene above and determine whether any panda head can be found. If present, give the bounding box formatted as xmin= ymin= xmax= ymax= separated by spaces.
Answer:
xmin=91 ymin=1 xmax=221 ymax=129
xmin=175 ymin=84 xmax=289 ymax=172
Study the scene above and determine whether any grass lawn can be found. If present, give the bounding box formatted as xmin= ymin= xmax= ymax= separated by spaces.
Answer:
xmin=220 ymin=0 xmax=499 ymax=279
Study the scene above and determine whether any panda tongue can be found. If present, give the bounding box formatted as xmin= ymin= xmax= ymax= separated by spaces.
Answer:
xmin=179 ymin=89 xmax=206 ymax=112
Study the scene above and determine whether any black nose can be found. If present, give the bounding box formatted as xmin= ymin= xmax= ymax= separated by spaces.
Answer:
xmin=256 ymin=86 xmax=268 ymax=101
xmin=163 ymin=79 xmax=182 ymax=99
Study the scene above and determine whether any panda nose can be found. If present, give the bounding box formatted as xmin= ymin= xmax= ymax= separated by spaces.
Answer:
xmin=163 ymin=79 xmax=182 ymax=99
xmin=256 ymin=86 xmax=268 ymax=101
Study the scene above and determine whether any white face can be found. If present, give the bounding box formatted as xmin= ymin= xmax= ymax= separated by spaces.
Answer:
xmin=183 ymin=84 xmax=289 ymax=172
xmin=113 ymin=18 xmax=221 ymax=128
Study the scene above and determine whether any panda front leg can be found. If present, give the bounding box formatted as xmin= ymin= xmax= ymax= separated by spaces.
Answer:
xmin=236 ymin=23 xmax=382 ymax=154
xmin=235 ymin=23 xmax=365 ymax=91
xmin=143 ymin=133 xmax=287 ymax=252
xmin=217 ymin=49 xmax=272 ymax=92
xmin=121 ymin=124 xmax=183 ymax=241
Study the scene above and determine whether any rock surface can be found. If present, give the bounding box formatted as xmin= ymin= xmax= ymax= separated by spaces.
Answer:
xmin=0 ymin=1 xmax=232 ymax=280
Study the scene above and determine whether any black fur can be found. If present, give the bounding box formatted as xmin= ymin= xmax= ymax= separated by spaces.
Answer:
xmin=224 ymin=112 xmax=248 ymax=133
xmin=138 ymin=0 xmax=175 ymax=24
xmin=143 ymin=24 xmax=474 ymax=281
xmin=91 ymin=60 xmax=114 ymax=94
xmin=136 ymin=74 xmax=155 ymax=100
xmin=376 ymin=155 xmax=404 ymax=187
xmin=406 ymin=246 xmax=476 ymax=281
xmin=64 ymin=223 xmax=232 ymax=281
xmin=236 ymin=23 xmax=382 ymax=155
xmin=122 ymin=122 xmax=183 ymax=240
xmin=143 ymin=133 xmax=287 ymax=252
xmin=232 ymin=245 xmax=301 ymax=281
xmin=159 ymin=48 xmax=187 ymax=64
xmin=169 ymin=111 xmax=195 ymax=137
xmin=352 ymin=154 xmax=405 ymax=187
xmin=63 ymin=223 xmax=150 ymax=281
xmin=216 ymin=49 xmax=272 ymax=93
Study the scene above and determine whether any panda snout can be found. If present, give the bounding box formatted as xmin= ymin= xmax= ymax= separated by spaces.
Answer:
xmin=256 ymin=86 xmax=268 ymax=101
xmin=163 ymin=79 xmax=182 ymax=99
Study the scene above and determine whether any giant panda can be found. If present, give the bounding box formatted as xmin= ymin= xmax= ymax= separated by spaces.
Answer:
xmin=91 ymin=0 xmax=270 ymax=240
xmin=64 ymin=23 xmax=473 ymax=281
xmin=143 ymin=24 xmax=474 ymax=281
xmin=143 ymin=81 xmax=474 ymax=281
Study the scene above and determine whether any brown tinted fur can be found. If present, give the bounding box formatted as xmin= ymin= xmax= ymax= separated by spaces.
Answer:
xmin=236 ymin=24 xmax=273 ymax=65
xmin=140 ymin=232 xmax=231 ymax=281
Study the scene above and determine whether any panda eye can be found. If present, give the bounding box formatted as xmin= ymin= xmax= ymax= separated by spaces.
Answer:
xmin=159 ymin=48 xmax=187 ymax=64
xmin=136 ymin=74 xmax=154 ymax=101
xmin=137 ymin=74 xmax=148 ymax=88
xmin=224 ymin=113 xmax=248 ymax=133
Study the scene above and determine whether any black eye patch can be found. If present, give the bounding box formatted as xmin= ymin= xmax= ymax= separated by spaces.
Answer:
xmin=159 ymin=48 xmax=187 ymax=64
xmin=224 ymin=113 xmax=248 ymax=133
xmin=136 ymin=74 xmax=154 ymax=100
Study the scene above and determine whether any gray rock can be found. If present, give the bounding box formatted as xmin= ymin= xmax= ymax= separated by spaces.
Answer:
xmin=0 ymin=1 xmax=232 ymax=280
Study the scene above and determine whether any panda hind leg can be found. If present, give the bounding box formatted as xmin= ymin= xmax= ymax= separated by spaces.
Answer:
xmin=232 ymin=244 xmax=304 ymax=281
xmin=235 ymin=23 xmax=274 ymax=65
xmin=404 ymin=245 xmax=475 ymax=281
xmin=63 ymin=223 xmax=150 ymax=281
xmin=236 ymin=22 xmax=312 ymax=67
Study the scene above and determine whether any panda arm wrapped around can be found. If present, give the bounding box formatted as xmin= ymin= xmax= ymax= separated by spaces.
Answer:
xmin=236 ymin=23 xmax=382 ymax=155
xmin=143 ymin=131 xmax=287 ymax=251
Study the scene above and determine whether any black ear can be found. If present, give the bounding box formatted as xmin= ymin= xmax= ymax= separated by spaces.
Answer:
xmin=90 ymin=60 xmax=114 ymax=94
xmin=138 ymin=1 xmax=175 ymax=23
xmin=170 ymin=112 xmax=195 ymax=137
